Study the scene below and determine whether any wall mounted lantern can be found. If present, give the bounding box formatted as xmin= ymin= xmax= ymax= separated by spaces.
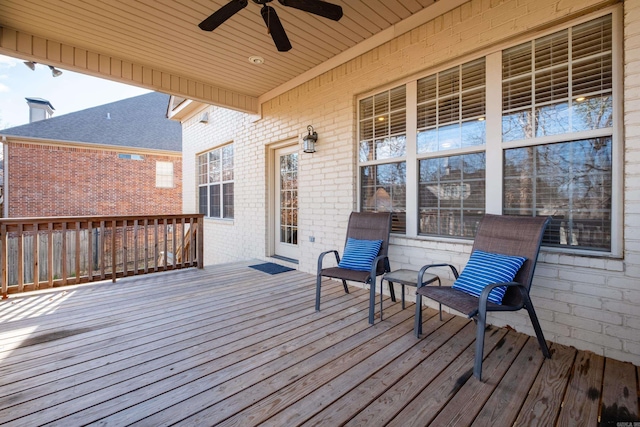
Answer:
xmin=302 ymin=125 xmax=318 ymax=153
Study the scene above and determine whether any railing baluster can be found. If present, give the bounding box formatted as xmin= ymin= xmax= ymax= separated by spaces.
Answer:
xmin=61 ymin=222 xmax=68 ymax=286
xmin=88 ymin=221 xmax=94 ymax=281
xmin=133 ymin=219 xmax=138 ymax=275
xmin=111 ymin=220 xmax=117 ymax=283
xmin=154 ymin=219 xmax=159 ymax=272
xmin=163 ymin=218 xmax=168 ymax=272
xmin=75 ymin=221 xmax=81 ymax=284
xmin=33 ymin=223 xmax=39 ymax=290
xmin=17 ymin=223 xmax=24 ymax=293
xmin=144 ymin=219 xmax=149 ymax=274
xmin=122 ymin=220 xmax=128 ymax=278
xmin=181 ymin=217 xmax=186 ymax=268
xmin=172 ymin=217 xmax=177 ymax=270
xmin=47 ymin=222 xmax=53 ymax=287
xmin=100 ymin=220 xmax=106 ymax=280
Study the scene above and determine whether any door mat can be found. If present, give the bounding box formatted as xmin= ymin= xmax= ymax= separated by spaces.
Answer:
xmin=249 ymin=262 xmax=295 ymax=275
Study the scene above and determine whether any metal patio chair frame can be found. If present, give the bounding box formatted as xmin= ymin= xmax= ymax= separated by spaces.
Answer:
xmin=414 ymin=214 xmax=552 ymax=380
xmin=315 ymin=211 xmax=393 ymax=324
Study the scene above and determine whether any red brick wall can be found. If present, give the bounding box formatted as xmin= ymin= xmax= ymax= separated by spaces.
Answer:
xmin=7 ymin=142 xmax=182 ymax=217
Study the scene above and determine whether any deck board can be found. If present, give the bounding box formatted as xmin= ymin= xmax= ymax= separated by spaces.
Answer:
xmin=1 ymin=261 xmax=639 ymax=426
xmin=557 ymin=351 xmax=604 ymax=427
xmin=600 ymin=358 xmax=639 ymax=425
xmin=428 ymin=332 xmax=537 ymax=427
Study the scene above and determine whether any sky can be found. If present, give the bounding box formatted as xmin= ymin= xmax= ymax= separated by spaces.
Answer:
xmin=0 ymin=54 xmax=150 ymax=130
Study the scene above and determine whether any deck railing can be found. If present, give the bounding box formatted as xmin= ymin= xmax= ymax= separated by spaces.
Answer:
xmin=0 ymin=214 xmax=204 ymax=298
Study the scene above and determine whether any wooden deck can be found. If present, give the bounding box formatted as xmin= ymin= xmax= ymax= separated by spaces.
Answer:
xmin=0 ymin=261 xmax=638 ymax=426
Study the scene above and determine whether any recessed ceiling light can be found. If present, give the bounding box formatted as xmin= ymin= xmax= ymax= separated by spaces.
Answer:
xmin=248 ymin=56 xmax=264 ymax=65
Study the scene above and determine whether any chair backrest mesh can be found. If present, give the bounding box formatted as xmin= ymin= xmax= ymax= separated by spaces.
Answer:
xmin=471 ymin=214 xmax=550 ymax=305
xmin=344 ymin=212 xmax=392 ymax=274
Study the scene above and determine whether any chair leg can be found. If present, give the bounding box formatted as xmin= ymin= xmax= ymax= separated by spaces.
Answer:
xmin=380 ymin=280 xmax=391 ymax=321
xmin=524 ymin=297 xmax=551 ymax=358
xmin=389 ymin=282 xmax=397 ymax=302
xmin=473 ymin=311 xmax=487 ymax=381
xmin=401 ymin=284 xmax=406 ymax=309
xmin=342 ymin=279 xmax=349 ymax=294
xmin=414 ymin=294 xmax=423 ymax=337
xmin=437 ymin=278 xmax=442 ymax=321
xmin=368 ymin=278 xmax=376 ymax=325
xmin=315 ymin=273 xmax=322 ymax=312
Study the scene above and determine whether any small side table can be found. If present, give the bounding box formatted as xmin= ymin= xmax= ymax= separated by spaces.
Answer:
xmin=380 ymin=269 xmax=440 ymax=320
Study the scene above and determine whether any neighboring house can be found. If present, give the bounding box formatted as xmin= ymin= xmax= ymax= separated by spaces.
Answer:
xmin=169 ymin=1 xmax=640 ymax=367
xmin=1 ymin=92 xmax=181 ymax=217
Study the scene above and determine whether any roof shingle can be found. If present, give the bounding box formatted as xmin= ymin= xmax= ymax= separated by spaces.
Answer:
xmin=2 ymin=92 xmax=181 ymax=152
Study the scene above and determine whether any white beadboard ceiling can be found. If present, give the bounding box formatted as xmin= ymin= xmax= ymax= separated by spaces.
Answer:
xmin=0 ymin=0 xmax=466 ymax=113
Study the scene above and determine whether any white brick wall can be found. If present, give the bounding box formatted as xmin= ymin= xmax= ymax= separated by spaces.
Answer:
xmin=181 ymin=0 xmax=640 ymax=366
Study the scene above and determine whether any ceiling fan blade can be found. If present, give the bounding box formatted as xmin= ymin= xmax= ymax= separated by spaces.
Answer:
xmin=199 ymin=0 xmax=248 ymax=31
xmin=277 ymin=0 xmax=343 ymax=21
xmin=261 ymin=5 xmax=292 ymax=52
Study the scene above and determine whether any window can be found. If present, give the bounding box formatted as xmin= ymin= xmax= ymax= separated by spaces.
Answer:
xmin=118 ymin=153 xmax=144 ymax=160
xmin=502 ymin=17 xmax=612 ymax=140
xmin=417 ymin=59 xmax=486 ymax=153
xmin=502 ymin=15 xmax=613 ymax=251
xmin=198 ymin=144 xmax=234 ymax=219
xmin=156 ymin=161 xmax=174 ymax=188
xmin=417 ymin=59 xmax=487 ymax=238
xmin=504 ymin=138 xmax=612 ymax=250
xmin=359 ymin=85 xmax=407 ymax=232
xmin=357 ymin=12 xmax=619 ymax=253
xmin=419 ymin=153 xmax=486 ymax=238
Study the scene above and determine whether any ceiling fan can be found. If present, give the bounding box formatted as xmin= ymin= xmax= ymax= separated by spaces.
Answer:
xmin=199 ymin=0 xmax=344 ymax=52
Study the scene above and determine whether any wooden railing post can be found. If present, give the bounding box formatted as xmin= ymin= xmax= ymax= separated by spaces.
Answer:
xmin=197 ymin=216 xmax=204 ymax=269
xmin=1 ymin=223 xmax=7 ymax=299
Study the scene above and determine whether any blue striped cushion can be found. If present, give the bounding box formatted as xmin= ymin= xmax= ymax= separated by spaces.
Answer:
xmin=452 ymin=250 xmax=527 ymax=305
xmin=338 ymin=238 xmax=383 ymax=272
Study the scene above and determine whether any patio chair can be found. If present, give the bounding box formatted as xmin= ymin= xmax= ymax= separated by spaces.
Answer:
xmin=315 ymin=211 xmax=393 ymax=324
xmin=414 ymin=214 xmax=551 ymax=381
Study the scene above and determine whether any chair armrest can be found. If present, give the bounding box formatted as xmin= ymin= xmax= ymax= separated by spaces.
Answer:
xmin=368 ymin=254 xmax=390 ymax=284
xmin=477 ymin=281 xmax=525 ymax=312
xmin=417 ymin=263 xmax=459 ymax=288
xmin=317 ymin=250 xmax=340 ymax=273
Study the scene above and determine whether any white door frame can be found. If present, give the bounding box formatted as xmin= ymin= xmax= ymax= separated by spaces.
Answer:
xmin=270 ymin=143 xmax=300 ymax=260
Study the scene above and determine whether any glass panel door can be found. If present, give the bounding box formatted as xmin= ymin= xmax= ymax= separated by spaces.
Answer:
xmin=274 ymin=146 xmax=299 ymax=260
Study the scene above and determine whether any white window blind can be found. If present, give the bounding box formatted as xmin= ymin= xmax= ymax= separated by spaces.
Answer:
xmin=417 ymin=58 xmax=486 ymax=153
xmin=197 ymin=144 xmax=234 ymax=219
xmin=502 ymin=15 xmax=612 ymax=141
xmin=359 ymin=85 xmax=407 ymax=162
xmin=502 ymin=14 xmax=614 ymax=252
xmin=359 ymin=85 xmax=407 ymax=233
xmin=155 ymin=161 xmax=174 ymax=188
